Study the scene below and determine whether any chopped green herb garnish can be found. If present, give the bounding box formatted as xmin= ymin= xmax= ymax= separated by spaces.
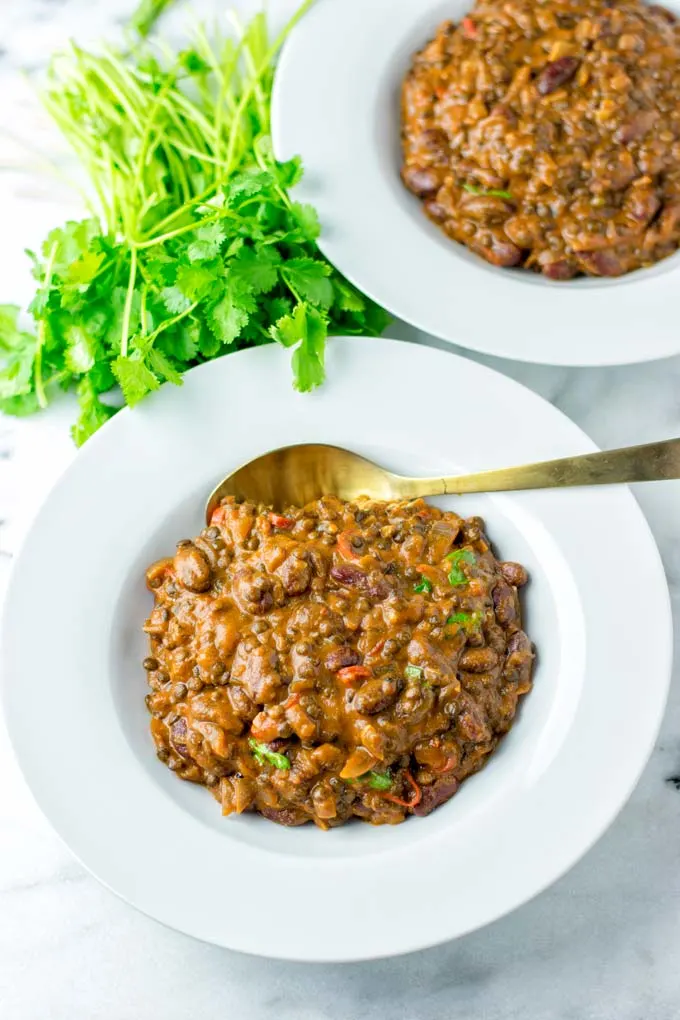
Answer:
xmin=463 ymin=184 xmax=513 ymax=200
xmin=446 ymin=611 xmax=483 ymax=632
xmin=367 ymin=771 xmax=392 ymax=790
xmin=414 ymin=578 xmax=433 ymax=594
xmin=343 ymin=770 xmax=392 ymax=790
xmin=404 ymin=665 xmax=424 ymax=680
xmin=446 ymin=549 xmax=476 ymax=586
xmin=248 ymin=738 xmax=291 ymax=770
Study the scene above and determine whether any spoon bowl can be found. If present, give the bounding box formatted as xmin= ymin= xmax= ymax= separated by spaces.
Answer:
xmin=205 ymin=444 xmax=401 ymax=521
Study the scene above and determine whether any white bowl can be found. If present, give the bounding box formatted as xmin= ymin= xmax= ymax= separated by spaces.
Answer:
xmin=272 ymin=0 xmax=680 ymax=365
xmin=1 ymin=339 xmax=672 ymax=959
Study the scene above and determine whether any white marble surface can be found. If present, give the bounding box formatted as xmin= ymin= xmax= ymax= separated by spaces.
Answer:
xmin=1 ymin=1 xmax=679 ymax=1017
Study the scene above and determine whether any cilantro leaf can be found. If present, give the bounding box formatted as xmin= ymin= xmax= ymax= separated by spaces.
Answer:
xmin=0 ymin=346 xmax=35 ymax=400
xmin=160 ymin=317 xmax=200 ymax=361
xmin=270 ymin=300 xmax=327 ymax=391
xmin=281 ymin=258 xmax=333 ymax=308
xmin=0 ymin=304 xmax=33 ymax=352
xmin=0 ymin=306 xmax=36 ymax=400
xmin=111 ymin=354 xmax=160 ymax=406
xmin=64 ymin=324 xmax=96 ymax=374
xmin=63 ymin=249 xmax=105 ymax=286
xmin=88 ymin=358 xmax=116 ymax=394
xmin=224 ymin=170 xmax=274 ymax=207
xmin=266 ymin=296 xmax=293 ymax=323
xmin=187 ymin=222 xmax=226 ymax=262
xmin=175 ymin=263 xmax=216 ymax=301
xmin=275 ymin=155 xmax=304 ymax=190
xmin=294 ymin=308 xmax=326 ymax=391
xmin=41 ymin=220 xmax=102 ymax=277
xmin=0 ymin=390 xmax=42 ymax=416
xmin=148 ymin=348 xmax=183 ymax=385
xmin=333 ymin=278 xmax=366 ymax=313
xmin=161 ymin=286 xmax=193 ymax=314
xmin=72 ymin=376 xmax=116 ymax=446
xmin=229 ymin=245 xmax=281 ymax=293
xmin=288 ymin=202 xmax=320 ymax=241
xmin=205 ymin=286 xmax=250 ymax=346
xmin=270 ymin=301 xmax=307 ymax=349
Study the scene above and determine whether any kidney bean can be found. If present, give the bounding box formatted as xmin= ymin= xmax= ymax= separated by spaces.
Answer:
xmin=330 ymin=563 xmax=367 ymax=588
xmin=492 ymin=581 xmax=518 ymax=627
xmin=173 ymin=544 xmax=212 ymax=593
xmin=461 ymin=195 xmax=514 ymax=223
xmin=536 ymin=57 xmax=580 ymax=95
xmin=424 ymin=200 xmax=448 ymax=222
xmin=624 ymin=188 xmax=661 ymax=227
xmin=330 ymin=564 xmax=390 ymax=601
xmin=575 ymin=250 xmax=626 ymax=276
xmin=500 ymin=561 xmax=529 ymax=587
xmin=325 ymin=646 xmax=360 ymax=671
xmin=471 ymin=235 xmax=523 ymax=267
xmin=412 ymin=774 xmax=459 ymax=816
xmin=542 ymin=260 xmax=577 ymax=281
xmin=402 ymin=166 xmax=441 ymax=198
xmin=170 ymin=717 xmax=189 ymax=758
xmin=417 ymin=128 xmax=449 ymax=156
xmin=504 ymin=630 xmax=534 ymax=689
xmin=459 ymin=647 xmax=499 ymax=673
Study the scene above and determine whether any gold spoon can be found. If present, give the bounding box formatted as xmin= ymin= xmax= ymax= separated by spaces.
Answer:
xmin=205 ymin=437 xmax=680 ymax=521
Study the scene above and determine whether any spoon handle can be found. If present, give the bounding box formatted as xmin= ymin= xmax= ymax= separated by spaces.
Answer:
xmin=401 ymin=438 xmax=680 ymax=497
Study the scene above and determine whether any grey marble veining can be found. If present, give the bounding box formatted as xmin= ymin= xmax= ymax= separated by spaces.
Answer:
xmin=1 ymin=1 xmax=679 ymax=1018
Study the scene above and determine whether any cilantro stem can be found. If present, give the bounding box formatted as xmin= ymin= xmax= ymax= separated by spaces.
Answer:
xmin=120 ymin=246 xmax=138 ymax=357
xmin=140 ymin=281 xmax=149 ymax=332
xmin=129 ymin=0 xmax=176 ymax=38
xmin=281 ymin=271 xmax=302 ymax=303
xmin=223 ymin=0 xmax=315 ymax=175
xmin=133 ymin=213 xmax=231 ymax=250
xmin=75 ymin=52 xmax=145 ymax=134
xmin=33 ymin=240 xmax=59 ymax=409
xmin=146 ymin=301 xmax=198 ymax=345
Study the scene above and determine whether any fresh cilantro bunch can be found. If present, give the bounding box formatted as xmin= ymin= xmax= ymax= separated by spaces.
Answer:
xmin=0 ymin=4 xmax=390 ymax=444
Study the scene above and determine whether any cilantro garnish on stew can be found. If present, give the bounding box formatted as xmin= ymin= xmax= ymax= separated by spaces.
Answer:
xmin=413 ymin=578 xmax=433 ymax=594
xmin=367 ymin=771 xmax=392 ymax=790
xmin=446 ymin=611 xmax=483 ymax=632
xmin=446 ymin=549 xmax=476 ymax=586
xmin=248 ymin=738 xmax=291 ymax=771
xmin=462 ymin=184 xmax=513 ymax=200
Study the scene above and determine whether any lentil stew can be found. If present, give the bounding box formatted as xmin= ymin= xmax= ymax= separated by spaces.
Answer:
xmin=144 ymin=497 xmax=534 ymax=828
xmin=401 ymin=0 xmax=680 ymax=279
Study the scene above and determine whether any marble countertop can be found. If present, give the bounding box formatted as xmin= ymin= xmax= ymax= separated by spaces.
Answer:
xmin=1 ymin=2 xmax=679 ymax=1017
